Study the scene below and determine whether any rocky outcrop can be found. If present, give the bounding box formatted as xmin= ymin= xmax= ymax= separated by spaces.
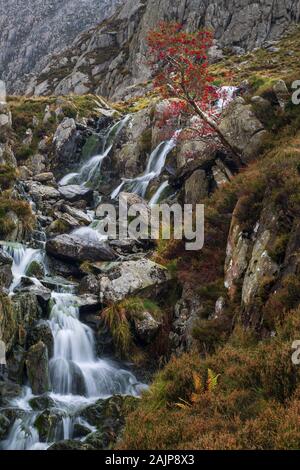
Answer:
xmin=133 ymin=312 xmax=162 ymax=344
xmin=219 ymin=98 xmax=268 ymax=163
xmin=0 ymin=0 xmax=123 ymax=94
xmin=98 ymin=259 xmax=172 ymax=304
xmin=28 ymin=0 xmax=300 ymax=99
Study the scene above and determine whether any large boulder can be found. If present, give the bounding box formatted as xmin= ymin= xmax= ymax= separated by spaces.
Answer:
xmin=98 ymin=259 xmax=172 ymax=303
xmin=184 ymin=169 xmax=209 ymax=205
xmin=0 ymin=380 xmax=22 ymax=406
xmin=46 ymin=233 xmax=117 ymax=263
xmin=58 ymin=185 xmax=93 ymax=204
xmin=219 ymin=98 xmax=268 ymax=163
xmin=53 ymin=118 xmax=77 ymax=162
xmin=27 ymin=182 xmax=60 ymax=202
xmin=110 ymin=107 xmax=152 ymax=179
xmin=26 ymin=341 xmax=50 ymax=395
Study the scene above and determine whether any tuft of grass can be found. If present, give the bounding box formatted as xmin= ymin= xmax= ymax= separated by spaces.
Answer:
xmin=102 ymin=297 xmax=162 ymax=358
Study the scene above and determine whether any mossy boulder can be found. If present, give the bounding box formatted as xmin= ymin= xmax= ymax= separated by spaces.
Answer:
xmin=25 ymin=260 xmax=45 ymax=279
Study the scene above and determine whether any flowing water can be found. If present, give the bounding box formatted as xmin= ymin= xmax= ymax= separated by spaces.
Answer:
xmin=149 ymin=181 xmax=169 ymax=206
xmin=0 ymin=115 xmax=146 ymax=451
xmin=111 ymin=132 xmax=180 ymax=200
xmin=59 ymin=115 xmax=131 ymax=188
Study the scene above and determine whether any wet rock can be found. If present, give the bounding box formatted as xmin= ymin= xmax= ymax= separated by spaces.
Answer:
xmin=0 ymin=380 xmax=22 ymax=406
xmin=14 ymin=280 xmax=52 ymax=312
xmin=26 ymin=341 xmax=50 ymax=395
xmin=50 ymin=359 xmax=86 ymax=396
xmin=98 ymin=259 xmax=172 ymax=304
xmin=25 ymin=259 xmax=45 ymax=279
xmin=46 ymin=233 xmax=117 ymax=263
xmin=7 ymin=345 xmax=25 ymax=384
xmin=45 ymin=256 xmax=81 ymax=278
xmin=84 ymin=430 xmax=107 ymax=449
xmin=34 ymin=408 xmax=66 ymax=442
xmin=133 ymin=311 xmax=162 ymax=344
xmin=58 ymin=185 xmax=93 ymax=204
xmin=0 ymin=413 xmax=10 ymax=439
xmin=29 ymin=394 xmax=56 ymax=411
xmin=27 ymin=323 xmax=54 ymax=358
xmin=73 ymin=422 xmax=93 ymax=439
xmin=80 ymin=395 xmax=138 ymax=448
xmin=11 ymin=292 xmax=43 ymax=346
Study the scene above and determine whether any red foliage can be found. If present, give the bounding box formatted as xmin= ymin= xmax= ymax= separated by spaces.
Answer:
xmin=147 ymin=22 xmax=223 ymax=145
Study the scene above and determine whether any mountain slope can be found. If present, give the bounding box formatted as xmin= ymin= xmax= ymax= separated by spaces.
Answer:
xmin=26 ymin=0 xmax=300 ymax=99
xmin=0 ymin=0 xmax=122 ymax=94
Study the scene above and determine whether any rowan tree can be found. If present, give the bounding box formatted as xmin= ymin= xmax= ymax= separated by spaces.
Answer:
xmin=147 ymin=22 xmax=238 ymax=156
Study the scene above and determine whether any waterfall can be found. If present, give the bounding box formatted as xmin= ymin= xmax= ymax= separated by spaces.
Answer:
xmin=1 ymin=269 xmax=144 ymax=450
xmin=49 ymin=292 xmax=140 ymax=398
xmin=215 ymin=85 xmax=238 ymax=111
xmin=0 ymin=114 xmax=149 ymax=451
xmin=149 ymin=180 xmax=169 ymax=206
xmin=59 ymin=115 xmax=131 ymax=188
xmin=111 ymin=132 xmax=179 ymax=200
xmin=1 ymin=243 xmax=44 ymax=293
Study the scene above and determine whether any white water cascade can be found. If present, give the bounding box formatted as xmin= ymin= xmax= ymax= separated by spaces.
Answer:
xmin=111 ymin=132 xmax=180 ymax=200
xmin=0 ymin=115 xmax=147 ymax=451
xmin=49 ymin=292 xmax=140 ymax=398
xmin=149 ymin=180 xmax=169 ymax=206
xmin=59 ymin=115 xmax=131 ymax=188
xmin=1 ymin=243 xmax=44 ymax=293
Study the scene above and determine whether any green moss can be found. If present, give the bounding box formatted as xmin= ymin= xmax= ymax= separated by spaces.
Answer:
xmin=0 ymin=194 xmax=35 ymax=237
xmin=102 ymin=297 xmax=162 ymax=358
xmin=0 ymin=164 xmax=17 ymax=190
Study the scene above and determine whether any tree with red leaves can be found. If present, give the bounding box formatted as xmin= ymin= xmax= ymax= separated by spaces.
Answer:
xmin=147 ymin=22 xmax=238 ymax=156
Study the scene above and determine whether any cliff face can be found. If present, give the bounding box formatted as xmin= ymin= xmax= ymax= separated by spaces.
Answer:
xmin=26 ymin=0 xmax=300 ymax=99
xmin=0 ymin=0 xmax=122 ymax=94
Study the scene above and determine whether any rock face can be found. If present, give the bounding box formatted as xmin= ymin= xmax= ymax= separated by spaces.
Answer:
xmin=0 ymin=0 xmax=122 ymax=94
xmin=219 ymin=98 xmax=268 ymax=162
xmin=46 ymin=234 xmax=117 ymax=263
xmin=27 ymin=0 xmax=300 ymax=99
